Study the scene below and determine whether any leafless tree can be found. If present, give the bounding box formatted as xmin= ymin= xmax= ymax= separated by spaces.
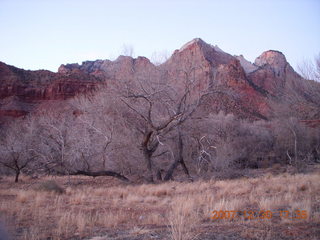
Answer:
xmin=297 ymin=54 xmax=320 ymax=82
xmin=183 ymin=112 xmax=276 ymax=178
xmin=270 ymin=86 xmax=320 ymax=170
xmin=121 ymin=44 xmax=135 ymax=57
xmin=162 ymin=127 xmax=192 ymax=181
xmin=68 ymin=92 xmax=130 ymax=181
xmin=120 ymin=63 xmax=210 ymax=182
xmin=0 ymin=119 xmax=37 ymax=182
xmin=269 ymin=117 xmax=319 ymax=171
xmin=150 ymin=50 xmax=170 ymax=66
xmin=27 ymin=95 xmax=130 ymax=182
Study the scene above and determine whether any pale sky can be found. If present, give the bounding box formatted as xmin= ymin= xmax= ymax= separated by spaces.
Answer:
xmin=0 ymin=0 xmax=319 ymax=72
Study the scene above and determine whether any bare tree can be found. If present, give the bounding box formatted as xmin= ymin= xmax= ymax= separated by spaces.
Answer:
xmin=27 ymin=94 xmax=131 ymax=182
xmin=297 ymin=54 xmax=320 ymax=81
xmin=150 ymin=50 xmax=170 ymax=66
xmin=182 ymin=112 xmax=276 ymax=178
xmin=163 ymin=127 xmax=192 ymax=181
xmin=68 ymin=92 xmax=130 ymax=181
xmin=121 ymin=44 xmax=135 ymax=57
xmin=270 ymin=86 xmax=320 ymax=170
xmin=0 ymin=119 xmax=37 ymax=182
xmin=120 ymin=65 xmax=208 ymax=182
xmin=33 ymin=109 xmax=75 ymax=175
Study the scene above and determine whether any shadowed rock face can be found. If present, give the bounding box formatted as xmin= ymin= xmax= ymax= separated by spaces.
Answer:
xmin=0 ymin=38 xmax=319 ymax=121
xmin=235 ymin=55 xmax=258 ymax=74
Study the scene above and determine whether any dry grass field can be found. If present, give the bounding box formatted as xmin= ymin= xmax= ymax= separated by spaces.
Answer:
xmin=0 ymin=166 xmax=320 ymax=240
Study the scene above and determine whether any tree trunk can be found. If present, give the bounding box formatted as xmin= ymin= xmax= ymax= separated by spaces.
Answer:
xmin=164 ymin=131 xmax=191 ymax=181
xmin=15 ymin=170 xmax=20 ymax=183
xmin=289 ymin=125 xmax=298 ymax=164
xmin=142 ymin=131 xmax=154 ymax=182
xmin=156 ymin=169 xmax=163 ymax=181
xmin=294 ymin=131 xmax=297 ymax=163
xmin=143 ymin=152 xmax=154 ymax=182
xmin=163 ymin=159 xmax=179 ymax=181
xmin=180 ymin=157 xmax=192 ymax=181
xmin=312 ymin=148 xmax=319 ymax=162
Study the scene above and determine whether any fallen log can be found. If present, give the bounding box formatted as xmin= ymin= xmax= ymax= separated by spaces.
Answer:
xmin=70 ymin=170 xmax=129 ymax=182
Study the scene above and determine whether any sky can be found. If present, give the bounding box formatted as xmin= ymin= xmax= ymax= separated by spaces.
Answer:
xmin=0 ymin=0 xmax=319 ymax=72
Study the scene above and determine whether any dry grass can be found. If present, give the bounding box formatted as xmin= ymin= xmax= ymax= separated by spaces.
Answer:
xmin=0 ymin=170 xmax=319 ymax=239
xmin=168 ymin=196 xmax=200 ymax=240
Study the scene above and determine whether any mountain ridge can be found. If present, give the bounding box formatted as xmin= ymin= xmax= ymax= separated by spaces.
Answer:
xmin=0 ymin=38 xmax=319 ymax=122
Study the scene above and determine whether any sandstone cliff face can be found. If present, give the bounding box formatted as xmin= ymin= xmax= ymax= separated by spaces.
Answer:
xmin=0 ymin=62 xmax=102 ymax=101
xmin=59 ymin=56 xmax=156 ymax=80
xmin=235 ymin=55 xmax=258 ymax=74
xmin=161 ymin=39 xmax=273 ymax=119
xmin=247 ymin=51 xmax=288 ymax=96
xmin=0 ymin=38 xmax=319 ymax=121
xmin=0 ymin=61 xmax=102 ymax=120
xmin=247 ymin=50 xmax=320 ymax=119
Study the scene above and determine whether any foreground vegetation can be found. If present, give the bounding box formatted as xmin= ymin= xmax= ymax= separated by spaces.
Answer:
xmin=0 ymin=166 xmax=319 ymax=240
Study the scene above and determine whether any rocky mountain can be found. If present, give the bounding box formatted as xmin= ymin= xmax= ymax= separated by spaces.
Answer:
xmin=0 ymin=38 xmax=319 ymax=123
xmin=0 ymin=61 xmax=102 ymax=120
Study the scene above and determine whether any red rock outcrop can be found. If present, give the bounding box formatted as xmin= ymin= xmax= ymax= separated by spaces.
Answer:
xmin=0 ymin=61 xmax=103 ymax=119
xmin=1 ymin=38 xmax=319 ymax=122
xmin=247 ymin=50 xmax=288 ymax=96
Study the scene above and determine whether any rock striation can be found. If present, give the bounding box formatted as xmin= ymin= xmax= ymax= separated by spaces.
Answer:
xmin=1 ymin=38 xmax=319 ymax=122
